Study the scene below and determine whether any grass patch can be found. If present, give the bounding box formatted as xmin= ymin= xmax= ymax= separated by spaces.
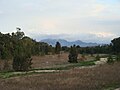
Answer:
xmin=33 ymin=60 xmax=96 ymax=70
xmin=0 ymin=71 xmax=60 ymax=79
xmin=103 ymin=83 xmax=120 ymax=90
xmin=0 ymin=72 xmax=29 ymax=79
xmin=0 ymin=60 xmax=96 ymax=79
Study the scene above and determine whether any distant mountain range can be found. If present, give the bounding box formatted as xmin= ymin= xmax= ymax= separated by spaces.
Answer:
xmin=41 ymin=39 xmax=98 ymax=47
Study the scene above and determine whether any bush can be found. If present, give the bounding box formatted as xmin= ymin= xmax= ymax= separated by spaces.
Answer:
xmin=68 ymin=45 xmax=78 ymax=63
xmin=95 ymin=54 xmax=100 ymax=61
xmin=116 ymin=54 xmax=120 ymax=62
xmin=107 ymin=55 xmax=114 ymax=64
xmin=13 ymin=54 xmax=32 ymax=71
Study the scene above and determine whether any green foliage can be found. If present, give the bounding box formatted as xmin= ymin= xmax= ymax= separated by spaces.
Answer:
xmin=111 ymin=37 xmax=120 ymax=54
xmin=55 ymin=42 xmax=61 ymax=54
xmin=77 ymin=45 xmax=112 ymax=55
xmin=1 ymin=48 xmax=8 ymax=59
xmin=0 ymin=33 xmax=13 ymax=59
xmin=62 ymin=46 xmax=69 ymax=52
xmin=116 ymin=54 xmax=120 ymax=62
xmin=81 ymin=54 xmax=85 ymax=58
xmin=68 ymin=45 xmax=78 ymax=63
xmin=13 ymin=54 xmax=32 ymax=71
xmin=95 ymin=54 xmax=100 ymax=61
xmin=12 ymin=34 xmax=32 ymax=71
xmin=34 ymin=60 xmax=96 ymax=71
xmin=14 ymin=27 xmax=25 ymax=39
xmin=107 ymin=55 xmax=114 ymax=64
xmin=1 ymin=28 xmax=120 ymax=72
xmin=0 ymin=28 xmax=55 ymax=71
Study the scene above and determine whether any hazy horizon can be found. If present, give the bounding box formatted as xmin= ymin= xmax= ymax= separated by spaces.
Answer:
xmin=0 ymin=0 xmax=120 ymax=43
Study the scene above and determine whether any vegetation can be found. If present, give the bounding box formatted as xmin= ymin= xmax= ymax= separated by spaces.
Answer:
xmin=76 ymin=44 xmax=112 ymax=55
xmin=107 ymin=55 xmax=114 ymax=64
xmin=0 ymin=29 xmax=120 ymax=90
xmin=1 ymin=29 xmax=120 ymax=71
xmin=111 ymin=37 xmax=120 ymax=54
xmin=0 ymin=28 xmax=53 ymax=71
xmin=33 ymin=60 xmax=96 ymax=71
xmin=0 ymin=62 xmax=120 ymax=90
xmin=13 ymin=54 xmax=32 ymax=71
xmin=95 ymin=54 xmax=100 ymax=61
xmin=116 ymin=54 xmax=120 ymax=62
xmin=68 ymin=45 xmax=78 ymax=63
xmin=55 ymin=42 xmax=61 ymax=54
xmin=0 ymin=60 xmax=96 ymax=79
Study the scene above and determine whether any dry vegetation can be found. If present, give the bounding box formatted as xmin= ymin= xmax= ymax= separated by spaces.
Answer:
xmin=0 ymin=53 xmax=96 ymax=70
xmin=32 ymin=53 xmax=95 ymax=69
xmin=32 ymin=53 xmax=69 ymax=69
xmin=0 ymin=54 xmax=120 ymax=90
xmin=0 ymin=62 xmax=120 ymax=90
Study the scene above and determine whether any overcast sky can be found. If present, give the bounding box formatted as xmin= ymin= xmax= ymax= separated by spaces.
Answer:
xmin=0 ymin=0 xmax=120 ymax=43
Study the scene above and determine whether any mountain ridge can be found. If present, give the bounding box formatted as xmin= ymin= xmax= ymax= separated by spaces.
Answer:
xmin=41 ymin=39 xmax=98 ymax=47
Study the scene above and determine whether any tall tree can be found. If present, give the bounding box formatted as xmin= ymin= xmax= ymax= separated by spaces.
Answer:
xmin=111 ymin=37 xmax=120 ymax=54
xmin=12 ymin=29 xmax=32 ymax=71
xmin=68 ymin=45 xmax=78 ymax=63
xmin=55 ymin=42 xmax=61 ymax=54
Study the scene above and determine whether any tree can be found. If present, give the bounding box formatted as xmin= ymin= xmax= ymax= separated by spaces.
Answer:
xmin=107 ymin=55 xmax=114 ymax=64
xmin=12 ymin=37 xmax=32 ymax=71
xmin=62 ymin=46 xmax=69 ymax=52
xmin=68 ymin=45 xmax=78 ymax=63
xmin=13 ymin=54 xmax=32 ymax=71
xmin=16 ymin=27 xmax=25 ymax=39
xmin=11 ymin=27 xmax=25 ymax=40
xmin=55 ymin=42 xmax=61 ymax=54
xmin=111 ymin=37 xmax=120 ymax=54
xmin=12 ymin=28 xmax=32 ymax=71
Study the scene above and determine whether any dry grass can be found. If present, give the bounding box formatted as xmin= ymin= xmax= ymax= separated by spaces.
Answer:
xmin=0 ymin=53 xmax=70 ymax=70
xmin=31 ymin=53 xmax=69 ymax=68
xmin=0 ymin=54 xmax=119 ymax=90
xmin=0 ymin=62 xmax=120 ymax=90
xmin=31 ymin=53 xmax=95 ymax=69
xmin=0 ymin=60 xmax=12 ymax=71
xmin=0 ymin=53 xmax=96 ymax=70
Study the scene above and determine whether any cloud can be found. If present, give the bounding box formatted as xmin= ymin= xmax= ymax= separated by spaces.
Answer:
xmin=22 ymin=3 xmax=35 ymax=11
xmin=0 ymin=0 xmax=120 ymax=44
xmin=91 ymin=4 xmax=106 ymax=16
xmin=90 ymin=32 xmax=116 ymax=38
xmin=29 ymin=31 xmax=117 ymax=44
xmin=41 ymin=20 xmax=57 ymax=30
xmin=0 ymin=10 xmax=3 ymax=14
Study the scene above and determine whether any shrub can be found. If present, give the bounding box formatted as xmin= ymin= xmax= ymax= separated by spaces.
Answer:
xmin=55 ymin=42 xmax=61 ymax=54
xmin=107 ymin=55 xmax=114 ymax=64
xmin=95 ymin=54 xmax=100 ymax=61
xmin=116 ymin=54 xmax=120 ymax=62
xmin=13 ymin=54 xmax=32 ymax=71
xmin=68 ymin=45 xmax=78 ymax=63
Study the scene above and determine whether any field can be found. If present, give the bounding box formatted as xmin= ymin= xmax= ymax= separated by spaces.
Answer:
xmin=32 ymin=53 xmax=95 ymax=69
xmin=0 ymin=53 xmax=120 ymax=90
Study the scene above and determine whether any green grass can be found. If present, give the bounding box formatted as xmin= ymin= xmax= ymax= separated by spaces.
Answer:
xmin=103 ymin=83 xmax=120 ymax=90
xmin=33 ymin=60 xmax=96 ymax=70
xmin=0 ymin=71 xmax=28 ymax=79
xmin=0 ymin=60 xmax=96 ymax=79
xmin=0 ymin=71 xmax=58 ymax=79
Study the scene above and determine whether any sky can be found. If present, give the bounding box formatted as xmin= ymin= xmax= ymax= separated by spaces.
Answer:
xmin=0 ymin=0 xmax=120 ymax=43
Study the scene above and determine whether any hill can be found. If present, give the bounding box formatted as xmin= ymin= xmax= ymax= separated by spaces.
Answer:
xmin=41 ymin=39 xmax=98 ymax=47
